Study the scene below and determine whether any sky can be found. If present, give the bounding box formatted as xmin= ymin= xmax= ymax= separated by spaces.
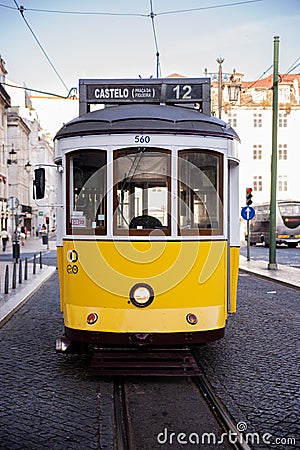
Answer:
xmin=1 ymin=0 xmax=300 ymax=134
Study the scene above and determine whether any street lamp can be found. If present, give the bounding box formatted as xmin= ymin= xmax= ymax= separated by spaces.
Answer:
xmin=24 ymin=161 xmax=32 ymax=173
xmin=217 ymin=57 xmax=224 ymax=119
xmin=228 ymin=74 xmax=241 ymax=103
xmin=8 ymin=145 xmax=17 ymax=164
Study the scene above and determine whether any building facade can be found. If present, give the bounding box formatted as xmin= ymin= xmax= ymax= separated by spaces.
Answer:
xmin=0 ymin=57 xmax=10 ymax=233
xmin=0 ymin=55 xmax=56 ymax=239
xmin=212 ymin=73 xmax=300 ymax=208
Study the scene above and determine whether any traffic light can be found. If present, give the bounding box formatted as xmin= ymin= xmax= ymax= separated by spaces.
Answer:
xmin=246 ymin=187 xmax=253 ymax=206
xmin=46 ymin=216 xmax=50 ymax=225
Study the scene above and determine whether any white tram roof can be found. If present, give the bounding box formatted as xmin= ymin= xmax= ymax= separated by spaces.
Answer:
xmin=55 ymin=104 xmax=239 ymax=141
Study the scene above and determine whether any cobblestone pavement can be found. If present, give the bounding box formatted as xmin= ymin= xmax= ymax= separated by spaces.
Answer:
xmin=0 ymin=273 xmax=100 ymax=450
xmin=0 ymin=271 xmax=299 ymax=449
xmin=194 ymin=272 xmax=299 ymax=450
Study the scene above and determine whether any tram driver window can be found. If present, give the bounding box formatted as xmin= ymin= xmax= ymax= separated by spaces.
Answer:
xmin=114 ymin=148 xmax=170 ymax=235
xmin=67 ymin=150 xmax=106 ymax=235
xmin=178 ymin=151 xmax=223 ymax=235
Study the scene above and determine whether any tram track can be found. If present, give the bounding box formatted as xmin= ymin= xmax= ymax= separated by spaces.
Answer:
xmin=95 ymin=346 xmax=253 ymax=449
xmin=113 ymin=380 xmax=135 ymax=450
xmin=191 ymin=363 xmax=252 ymax=450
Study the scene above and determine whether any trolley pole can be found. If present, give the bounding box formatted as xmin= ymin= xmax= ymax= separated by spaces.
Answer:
xmin=268 ymin=36 xmax=279 ymax=270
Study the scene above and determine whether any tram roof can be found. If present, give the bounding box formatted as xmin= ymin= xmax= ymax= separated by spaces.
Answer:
xmin=55 ymin=104 xmax=239 ymax=141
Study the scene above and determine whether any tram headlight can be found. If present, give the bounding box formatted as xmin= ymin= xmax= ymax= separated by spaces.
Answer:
xmin=129 ymin=283 xmax=154 ymax=308
xmin=186 ymin=313 xmax=198 ymax=325
xmin=87 ymin=313 xmax=98 ymax=325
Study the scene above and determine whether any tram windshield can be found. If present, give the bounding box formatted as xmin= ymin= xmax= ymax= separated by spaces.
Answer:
xmin=67 ymin=150 xmax=106 ymax=235
xmin=114 ymin=148 xmax=170 ymax=234
xmin=178 ymin=151 xmax=223 ymax=235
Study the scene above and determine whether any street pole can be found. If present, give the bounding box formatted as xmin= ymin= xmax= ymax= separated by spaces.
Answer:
xmin=268 ymin=36 xmax=279 ymax=270
xmin=247 ymin=220 xmax=250 ymax=261
xmin=217 ymin=57 xmax=224 ymax=119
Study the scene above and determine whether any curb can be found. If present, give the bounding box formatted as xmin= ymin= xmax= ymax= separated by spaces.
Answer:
xmin=0 ymin=265 xmax=56 ymax=327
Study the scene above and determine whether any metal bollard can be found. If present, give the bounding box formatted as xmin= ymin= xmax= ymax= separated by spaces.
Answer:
xmin=25 ymin=258 xmax=28 ymax=281
xmin=4 ymin=265 xmax=9 ymax=294
xmin=33 ymin=254 xmax=36 ymax=275
xmin=39 ymin=251 xmax=42 ymax=269
xmin=12 ymin=263 xmax=17 ymax=289
xmin=19 ymin=259 xmax=22 ymax=284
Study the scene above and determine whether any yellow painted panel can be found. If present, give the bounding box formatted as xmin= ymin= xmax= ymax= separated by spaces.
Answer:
xmin=56 ymin=246 xmax=64 ymax=312
xmin=64 ymin=304 xmax=226 ymax=333
xmin=229 ymin=246 xmax=240 ymax=313
xmin=58 ymin=240 xmax=229 ymax=332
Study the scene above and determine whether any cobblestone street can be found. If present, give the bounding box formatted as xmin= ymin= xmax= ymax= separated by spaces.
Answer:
xmin=195 ymin=272 xmax=299 ymax=449
xmin=0 ymin=271 xmax=299 ymax=449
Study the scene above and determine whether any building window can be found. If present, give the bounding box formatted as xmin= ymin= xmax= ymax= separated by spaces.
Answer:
xmin=278 ymin=87 xmax=290 ymax=104
xmin=253 ymin=175 xmax=262 ymax=191
xmin=278 ymin=112 xmax=287 ymax=127
xmin=278 ymin=144 xmax=287 ymax=160
xmin=253 ymin=113 xmax=262 ymax=127
xmin=278 ymin=175 xmax=287 ymax=192
xmin=228 ymin=113 xmax=237 ymax=128
xmin=253 ymin=144 xmax=262 ymax=159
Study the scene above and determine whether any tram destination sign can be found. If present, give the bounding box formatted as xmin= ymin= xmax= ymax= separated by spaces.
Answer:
xmin=79 ymin=78 xmax=211 ymax=115
xmin=87 ymin=83 xmax=162 ymax=103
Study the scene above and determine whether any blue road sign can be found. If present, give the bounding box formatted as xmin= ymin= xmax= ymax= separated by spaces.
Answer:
xmin=241 ymin=206 xmax=255 ymax=220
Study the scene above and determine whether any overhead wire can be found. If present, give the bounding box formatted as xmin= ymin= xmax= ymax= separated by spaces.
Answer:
xmin=155 ymin=0 xmax=263 ymax=16
xmin=13 ymin=0 xmax=70 ymax=94
xmin=1 ymin=0 xmax=263 ymax=16
xmin=285 ymin=58 xmax=300 ymax=75
xmin=0 ymin=81 xmax=77 ymax=99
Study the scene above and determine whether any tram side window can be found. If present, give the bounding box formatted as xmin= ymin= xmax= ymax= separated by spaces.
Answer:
xmin=178 ymin=151 xmax=223 ymax=235
xmin=67 ymin=150 xmax=106 ymax=235
xmin=114 ymin=148 xmax=170 ymax=234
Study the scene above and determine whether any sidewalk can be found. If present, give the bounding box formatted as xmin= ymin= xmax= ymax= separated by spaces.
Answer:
xmin=0 ymin=235 xmax=57 ymax=325
xmin=239 ymin=254 xmax=300 ymax=289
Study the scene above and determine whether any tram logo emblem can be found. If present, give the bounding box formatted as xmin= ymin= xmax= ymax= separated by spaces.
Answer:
xmin=67 ymin=264 xmax=78 ymax=275
xmin=66 ymin=249 xmax=78 ymax=263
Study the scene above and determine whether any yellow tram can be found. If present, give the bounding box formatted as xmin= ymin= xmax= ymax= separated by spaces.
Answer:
xmin=34 ymin=78 xmax=240 ymax=350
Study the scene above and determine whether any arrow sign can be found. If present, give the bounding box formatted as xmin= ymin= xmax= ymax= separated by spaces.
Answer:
xmin=241 ymin=206 xmax=255 ymax=220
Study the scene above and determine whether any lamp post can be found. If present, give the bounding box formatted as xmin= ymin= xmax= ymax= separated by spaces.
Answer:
xmin=217 ymin=57 xmax=224 ymax=119
xmin=268 ymin=36 xmax=280 ymax=270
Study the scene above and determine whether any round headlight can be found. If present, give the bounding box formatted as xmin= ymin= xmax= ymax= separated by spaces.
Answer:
xmin=129 ymin=283 xmax=154 ymax=308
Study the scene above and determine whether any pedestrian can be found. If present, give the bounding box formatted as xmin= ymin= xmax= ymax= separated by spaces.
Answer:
xmin=20 ymin=231 xmax=26 ymax=246
xmin=1 ymin=228 xmax=9 ymax=252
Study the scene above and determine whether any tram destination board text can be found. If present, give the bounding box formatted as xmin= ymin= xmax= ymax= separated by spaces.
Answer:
xmin=82 ymin=79 xmax=209 ymax=104
xmin=79 ymin=78 xmax=211 ymax=115
xmin=87 ymin=84 xmax=162 ymax=103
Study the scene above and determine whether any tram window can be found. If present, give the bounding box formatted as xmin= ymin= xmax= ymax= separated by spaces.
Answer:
xmin=178 ymin=151 xmax=223 ymax=235
xmin=67 ymin=150 xmax=106 ymax=235
xmin=114 ymin=148 xmax=170 ymax=235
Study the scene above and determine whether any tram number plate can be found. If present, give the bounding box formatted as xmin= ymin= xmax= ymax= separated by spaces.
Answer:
xmin=166 ymin=83 xmax=203 ymax=102
xmin=134 ymin=135 xmax=151 ymax=144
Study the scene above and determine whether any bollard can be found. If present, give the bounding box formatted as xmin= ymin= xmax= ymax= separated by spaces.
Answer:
xmin=12 ymin=263 xmax=17 ymax=289
xmin=39 ymin=251 xmax=42 ymax=269
xmin=33 ymin=254 xmax=36 ymax=275
xmin=4 ymin=265 xmax=9 ymax=294
xmin=19 ymin=259 xmax=22 ymax=284
xmin=25 ymin=257 xmax=28 ymax=281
